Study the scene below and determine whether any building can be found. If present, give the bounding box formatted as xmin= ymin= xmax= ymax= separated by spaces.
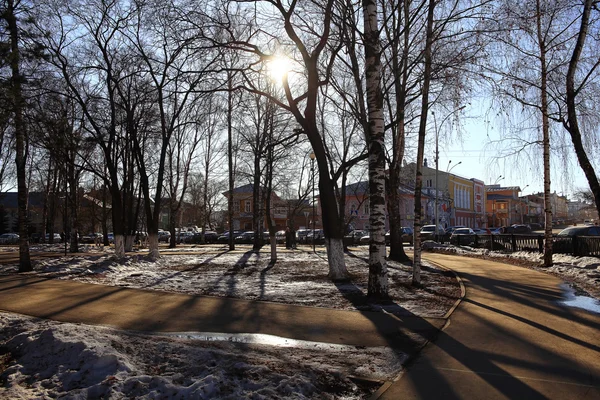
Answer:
xmin=486 ymin=185 xmax=530 ymax=227
xmin=222 ymin=184 xmax=314 ymax=232
xmin=343 ymin=180 xmax=442 ymax=230
xmin=420 ymin=163 xmax=484 ymax=228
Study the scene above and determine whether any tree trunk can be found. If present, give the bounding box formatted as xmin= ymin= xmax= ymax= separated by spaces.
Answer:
xmin=364 ymin=0 xmax=388 ymax=299
xmin=413 ymin=0 xmax=436 ymax=286
xmin=386 ymin=0 xmax=410 ymax=263
xmin=563 ymin=0 xmax=600 ymax=231
xmin=148 ymin=233 xmax=159 ymax=259
xmin=7 ymin=0 xmax=31 ymax=272
xmin=324 ymin=237 xmax=347 ymax=280
xmin=536 ymin=0 xmax=554 ymax=267
xmin=227 ymin=74 xmax=235 ymax=251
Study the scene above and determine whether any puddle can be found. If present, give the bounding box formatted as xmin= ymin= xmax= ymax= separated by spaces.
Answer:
xmin=157 ymin=331 xmax=383 ymax=351
xmin=558 ymin=283 xmax=600 ymax=314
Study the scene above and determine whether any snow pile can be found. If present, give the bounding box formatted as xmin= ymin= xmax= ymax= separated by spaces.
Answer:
xmin=0 ymin=313 xmax=403 ymax=399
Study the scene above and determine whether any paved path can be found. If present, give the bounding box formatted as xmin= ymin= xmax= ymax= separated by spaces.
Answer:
xmin=0 ymin=274 xmax=445 ymax=353
xmin=380 ymin=253 xmax=600 ymax=399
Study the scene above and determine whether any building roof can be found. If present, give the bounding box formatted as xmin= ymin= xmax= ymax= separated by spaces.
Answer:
xmin=485 ymin=186 xmax=521 ymax=192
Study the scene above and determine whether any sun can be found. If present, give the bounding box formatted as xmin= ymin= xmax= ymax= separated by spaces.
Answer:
xmin=266 ymin=56 xmax=291 ymax=83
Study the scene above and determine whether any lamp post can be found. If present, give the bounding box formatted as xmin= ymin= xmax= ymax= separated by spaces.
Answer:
xmin=309 ymin=152 xmax=316 ymax=252
xmin=447 ymin=160 xmax=462 ymax=174
xmin=494 ymin=175 xmax=504 ymax=185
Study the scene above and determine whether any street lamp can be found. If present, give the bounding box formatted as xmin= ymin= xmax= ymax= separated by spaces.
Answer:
xmin=494 ymin=175 xmax=504 ymax=185
xmin=447 ymin=160 xmax=462 ymax=174
xmin=309 ymin=152 xmax=316 ymax=252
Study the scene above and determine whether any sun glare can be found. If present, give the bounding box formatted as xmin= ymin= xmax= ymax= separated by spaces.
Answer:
xmin=267 ymin=56 xmax=291 ymax=83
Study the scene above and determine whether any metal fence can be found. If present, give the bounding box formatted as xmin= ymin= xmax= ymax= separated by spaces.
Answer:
xmin=446 ymin=234 xmax=600 ymax=257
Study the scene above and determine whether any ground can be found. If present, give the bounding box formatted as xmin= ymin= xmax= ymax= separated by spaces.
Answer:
xmin=0 ymin=243 xmax=598 ymax=399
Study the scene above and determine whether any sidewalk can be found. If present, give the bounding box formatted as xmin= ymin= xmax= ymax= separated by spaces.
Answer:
xmin=0 ymin=274 xmax=445 ymax=354
xmin=378 ymin=253 xmax=600 ymax=399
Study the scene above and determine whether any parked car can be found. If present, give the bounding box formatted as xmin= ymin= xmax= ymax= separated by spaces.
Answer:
xmin=445 ymin=226 xmax=466 ymax=235
xmin=554 ymin=225 xmax=600 ymax=255
xmin=344 ymin=230 xmax=367 ymax=245
xmin=473 ymin=228 xmax=492 ymax=235
xmin=384 ymin=227 xmax=414 ymax=245
xmin=420 ymin=225 xmax=445 ymax=241
xmin=176 ymin=231 xmax=194 ymax=243
xmin=190 ymin=231 xmax=218 ymax=244
xmin=44 ymin=233 xmax=62 ymax=243
xmin=217 ymin=231 xmax=241 ymax=244
xmin=107 ymin=233 xmax=114 ymax=243
xmin=0 ymin=233 xmax=19 ymax=245
xmin=235 ymin=231 xmax=255 ymax=244
xmin=450 ymin=228 xmax=477 ymax=245
xmin=557 ymin=226 xmax=600 ymax=237
xmin=275 ymin=230 xmax=287 ymax=244
xmin=527 ymin=223 xmax=543 ymax=231
xmin=507 ymin=224 xmax=532 ymax=234
xmin=158 ymin=230 xmax=171 ymax=243
xmin=306 ymin=229 xmax=324 ymax=244
xmin=296 ymin=229 xmax=310 ymax=243
xmin=81 ymin=233 xmax=102 ymax=243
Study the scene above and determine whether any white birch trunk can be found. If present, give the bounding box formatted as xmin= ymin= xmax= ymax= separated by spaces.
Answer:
xmin=114 ymin=235 xmax=125 ymax=258
xmin=364 ymin=0 xmax=388 ymax=298
xmin=325 ymin=238 xmax=347 ymax=280
xmin=148 ymin=233 xmax=160 ymax=260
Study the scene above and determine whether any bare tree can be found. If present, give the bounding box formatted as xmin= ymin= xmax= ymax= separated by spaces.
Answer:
xmin=563 ymin=0 xmax=600 ymax=225
xmin=3 ymin=0 xmax=32 ymax=271
xmin=217 ymin=0 xmax=353 ymax=279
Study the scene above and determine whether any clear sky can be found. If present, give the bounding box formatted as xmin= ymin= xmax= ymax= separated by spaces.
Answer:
xmin=426 ymin=106 xmax=593 ymax=201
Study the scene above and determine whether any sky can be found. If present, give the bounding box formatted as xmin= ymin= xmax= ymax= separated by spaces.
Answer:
xmin=426 ymin=103 xmax=593 ymax=201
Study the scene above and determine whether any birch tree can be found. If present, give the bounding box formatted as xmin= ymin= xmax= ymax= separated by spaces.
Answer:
xmin=363 ymin=0 xmax=388 ymax=297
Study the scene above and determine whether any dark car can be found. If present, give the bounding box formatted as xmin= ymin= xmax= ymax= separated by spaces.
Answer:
xmin=509 ymin=224 xmax=532 ymax=234
xmin=450 ymin=228 xmax=477 ymax=245
xmin=554 ymin=225 xmax=600 ymax=255
xmin=527 ymin=223 xmax=543 ymax=231
xmin=0 ymin=233 xmax=19 ymax=245
xmin=235 ymin=231 xmax=255 ymax=244
xmin=217 ymin=231 xmax=241 ymax=244
xmin=158 ymin=230 xmax=171 ymax=243
xmin=420 ymin=225 xmax=445 ymax=241
xmin=445 ymin=226 xmax=466 ymax=235
xmin=344 ymin=230 xmax=367 ymax=245
xmin=557 ymin=226 xmax=600 ymax=237
xmin=190 ymin=231 xmax=218 ymax=244
xmin=384 ymin=227 xmax=414 ymax=245
xmin=296 ymin=229 xmax=310 ymax=244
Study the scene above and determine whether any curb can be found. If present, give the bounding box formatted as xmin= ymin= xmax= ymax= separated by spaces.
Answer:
xmin=370 ymin=257 xmax=466 ymax=400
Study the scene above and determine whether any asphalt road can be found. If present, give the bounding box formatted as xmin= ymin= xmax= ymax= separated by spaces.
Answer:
xmin=379 ymin=253 xmax=600 ymax=400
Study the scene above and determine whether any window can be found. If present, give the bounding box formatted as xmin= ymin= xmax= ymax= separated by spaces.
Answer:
xmin=245 ymin=200 xmax=251 ymax=213
xmin=363 ymin=202 xmax=369 ymax=215
xmin=234 ymin=201 xmax=240 ymax=213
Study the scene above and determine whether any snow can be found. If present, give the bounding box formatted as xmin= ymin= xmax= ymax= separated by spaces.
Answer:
xmin=0 ymin=242 xmax=598 ymax=398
